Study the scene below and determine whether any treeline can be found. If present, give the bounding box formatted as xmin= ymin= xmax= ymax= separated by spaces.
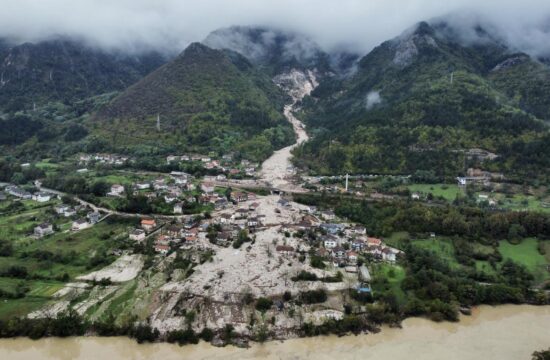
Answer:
xmin=294 ymin=193 xmax=550 ymax=241
xmin=0 ymin=310 xmax=215 ymax=345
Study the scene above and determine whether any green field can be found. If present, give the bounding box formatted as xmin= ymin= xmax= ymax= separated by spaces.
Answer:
xmin=411 ymin=237 xmax=461 ymax=269
xmin=493 ymin=194 xmax=550 ymax=213
xmin=498 ymin=238 xmax=549 ymax=282
xmin=408 ymin=184 xmax=462 ymax=202
xmin=0 ymin=200 xmax=133 ymax=320
xmin=371 ymin=264 xmax=407 ymax=304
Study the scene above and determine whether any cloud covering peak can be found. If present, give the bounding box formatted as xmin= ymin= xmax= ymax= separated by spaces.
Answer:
xmin=3 ymin=0 xmax=550 ymax=57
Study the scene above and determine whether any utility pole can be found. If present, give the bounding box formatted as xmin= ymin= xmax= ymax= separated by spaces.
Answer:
xmin=345 ymin=174 xmax=349 ymax=192
xmin=450 ymin=72 xmax=454 ymax=85
xmin=156 ymin=113 xmax=161 ymax=132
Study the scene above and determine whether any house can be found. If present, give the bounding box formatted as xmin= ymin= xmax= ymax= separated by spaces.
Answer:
xmin=201 ymin=182 xmax=215 ymax=194
xmin=247 ymin=217 xmax=260 ymax=228
xmin=164 ymin=194 xmax=178 ymax=203
xmin=87 ymin=211 xmax=101 ymax=224
xmin=141 ymin=218 xmax=157 ymax=232
xmin=54 ymin=204 xmax=71 ymax=215
xmin=5 ymin=186 xmax=32 ymax=199
xmin=352 ymin=225 xmax=367 ymax=235
xmin=351 ymin=239 xmax=366 ymax=252
xmin=129 ymin=229 xmax=146 ymax=242
xmin=320 ymin=210 xmax=336 ymax=220
xmin=346 ymin=251 xmax=358 ymax=264
xmin=214 ymin=198 xmax=228 ymax=210
xmin=411 ymin=192 xmax=421 ymax=200
xmin=331 ymin=246 xmax=346 ymax=259
xmin=276 ymin=245 xmax=295 ymax=256
xmin=216 ymin=174 xmax=227 ymax=181
xmin=135 ymin=182 xmax=150 ymax=190
xmin=231 ymin=191 xmax=248 ymax=203
xmin=219 ymin=213 xmax=233 ymax=224
xmin=154 ymin=244 xmax=170 ymax=255
xmin=277 ymin=198 xmax=290 ymax=208
xmin=367 ymin=237 xmax=382 ymax=247
xmin=173 ymin=203 xmax=183 ymax=214
xmin=249 ymin=202 xmax=260 ymax=211
xmin=323 ymin=235 xmax=339 ymax=249
xmin=32 ymin=192 xmax=51 ymax=202
xmin=166 ymin=155 xmax=179 ymax=163
xmin=63 ymin=208 xmax=76 ymax=217
xmin=108 ymin=184 xmax=125 ymax=196
xmin=153 ymin=178 xmax=168 ymax=190
xmin=320 ymin=223 xmax=345 ymax=235
xmin=382 ymin=247 xmax=398 ymax=262
xmin=72 ymin=218 xmax=91 ymax=231
xmin=216 ymin=232 xmax=232 ymax=245
xmin=34 ymin=223 xmax=54 ymax=237
xmin=164 ymin=225 xmax=181 ymax=238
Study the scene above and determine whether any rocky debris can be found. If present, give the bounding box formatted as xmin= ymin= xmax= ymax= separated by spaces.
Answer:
xmin=491 ymin=55 xmax=529 ymax=72
xmin=77 ymin=254 xmax=144 ymax=283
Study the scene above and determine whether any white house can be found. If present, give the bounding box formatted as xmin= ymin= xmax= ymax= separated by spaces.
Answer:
xmin=72 ymin=218 xmax=91 ymax=231
xmin=135 ymin=183 xmax=150 ymax=190
xmin=32 ymin=192 xmax=52 ymax=202
xmin=129 ymin=229 xmax=146 ymax=242
xmin=324 ymin=237 xmax=338 ymax=249
xmin=201 ymin=182 xmax=215 ymax=194
xmin=109 ymin=184 xmax=125 ymax=196
xmin=173 ymin=203 xmax=183 ymax=214
xmin=34 ymin=223 xmax=54 ymax=237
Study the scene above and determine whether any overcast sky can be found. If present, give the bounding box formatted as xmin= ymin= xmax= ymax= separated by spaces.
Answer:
xmin=3 ymin=0 xmax=550 ymax=56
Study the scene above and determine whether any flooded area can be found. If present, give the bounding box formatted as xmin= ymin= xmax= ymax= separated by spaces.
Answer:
xmin=1 ymin=305 xmax=549 ymax=360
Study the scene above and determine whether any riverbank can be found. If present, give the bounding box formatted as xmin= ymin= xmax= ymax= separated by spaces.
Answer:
xmin=0 ymin=305 xmax=548 ymax=360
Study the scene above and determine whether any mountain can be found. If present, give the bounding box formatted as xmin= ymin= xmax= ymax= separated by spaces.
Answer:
xmin=94 ymin=42 xmax=295 ymax=161
xmin=203 ymin=26 xmax=358 ymax=77
xmin=294 ymin=21 xmax=550 ymax=180
xmin=0 ymin=38 xmax=167 ymax=113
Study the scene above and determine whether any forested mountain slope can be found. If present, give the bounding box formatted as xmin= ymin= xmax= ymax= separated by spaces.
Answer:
xmin=294 ymin=21 xmax=550 ymax=182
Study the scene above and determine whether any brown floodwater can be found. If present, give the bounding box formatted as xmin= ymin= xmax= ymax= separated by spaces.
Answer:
xmin=0 ymin=305 xmax=549 ymax=360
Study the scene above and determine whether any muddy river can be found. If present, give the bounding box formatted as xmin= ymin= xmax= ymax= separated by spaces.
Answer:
xmin=1 ymin=305 xmax=548 ymax=360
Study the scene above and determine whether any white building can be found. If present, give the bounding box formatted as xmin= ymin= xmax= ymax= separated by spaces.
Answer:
xmin=34 ymin=223 xmax=54 ymax=237
xmin=72 ymin=219 xmax=91 ymax=231
xmin=32 ymin=192 xmax=52 ymax=202
xmin=129 ymin=229 xmax=146 ymax=242
xmin=108 ymin=184 xmax=125 ymax=196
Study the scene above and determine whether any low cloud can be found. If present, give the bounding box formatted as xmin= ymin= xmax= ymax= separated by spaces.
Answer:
xmin=365 ymin=91 xmax=382 ymax=110
xmin=1 ymin=1 xmax=550 ymax=57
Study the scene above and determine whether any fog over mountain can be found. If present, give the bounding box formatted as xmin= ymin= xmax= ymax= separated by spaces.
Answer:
xmin=2 ymin=0 xmax=550 ymax=57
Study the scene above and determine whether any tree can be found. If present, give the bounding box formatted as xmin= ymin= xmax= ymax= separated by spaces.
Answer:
xmin=255 ymin=297 xmax=273 ymax=313
xmin=532 ymin=349 xmax=550 ymax=360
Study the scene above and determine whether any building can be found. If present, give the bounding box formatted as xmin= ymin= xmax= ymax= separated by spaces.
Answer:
xmin=323 ymin=235 xmax=339 ymax=249
xmin=276 ymin=245 xmax=295 ymax=256
xmin=173 ymin=202 xmax=183 ymax=214
xmin=72 ymin=218 xmax=91 ymax=231
xmin=141 ymin=218 xmax=157 ymax=232
xmin=54 ymin=204 xmax=71 ymax=215
xmin=32 ymin=192 xmax=52 ymax=202
xmin=321 ymin=210 xmax=336 ymax=220
xmin=201 ymin=182 xmax=215 ymax=194
xmin=154 ymin=244 xmax=170 ymax=255
xmin=231 ymin=191 xmax=248 ymax=203
xmin=367 ymin=237 xmax=382 ymax=247
xmin=346 ymin=251 xmax=358 ymax=264
xmin=135 ymin=183 xmax=150 ymax=190
xmin=129 ymin=229 xmax=146 ymax=242
xmin=5 ymin=186 xmax=32 ymax=199
xmin=108 ymin=184 xmax=125 ymax=196
xmin=87 ymin=211 xmax=101 ymax=224
xmin=34 ymin=223 xmax=54 ymax=237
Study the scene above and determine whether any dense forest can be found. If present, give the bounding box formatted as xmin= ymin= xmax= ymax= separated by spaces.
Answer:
xmin=293 ymin=22 xmax=550 ymax=181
